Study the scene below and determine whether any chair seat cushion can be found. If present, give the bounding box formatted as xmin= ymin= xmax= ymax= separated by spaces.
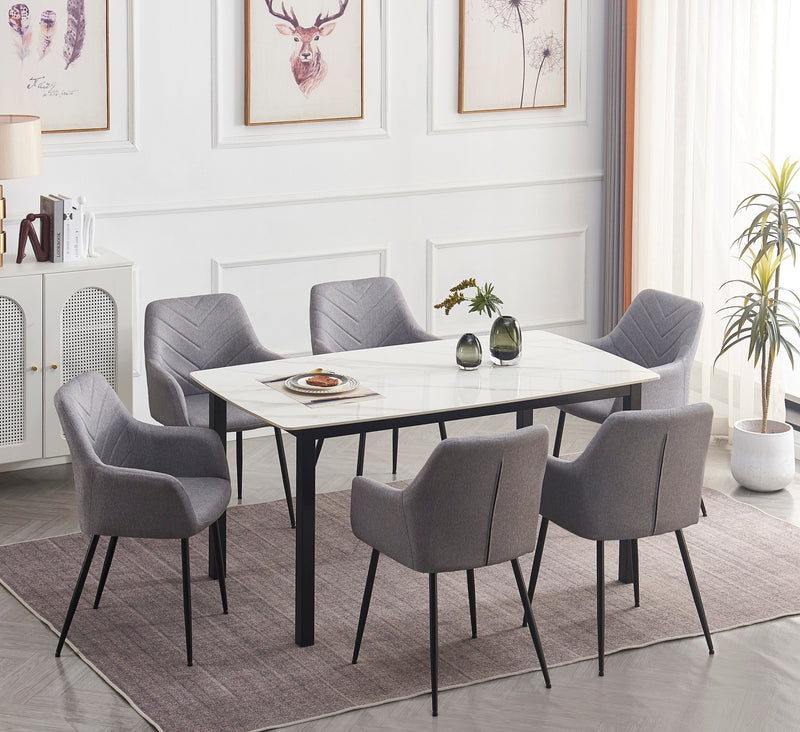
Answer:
xmin=177 ymin=476 xmax=231 ymax=531
xmin=185 ymin=394 xmax=266 ymax=432
xmin=560 ymin=397 xmax=621 ymax=424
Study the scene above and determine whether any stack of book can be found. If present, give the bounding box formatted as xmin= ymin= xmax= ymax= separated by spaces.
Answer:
xmin=40 ymin=194 xmax=83 ymax=263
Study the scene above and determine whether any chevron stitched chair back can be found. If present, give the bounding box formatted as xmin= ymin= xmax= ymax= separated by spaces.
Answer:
xmin=309 ymin=277 xmax=436 ymax=355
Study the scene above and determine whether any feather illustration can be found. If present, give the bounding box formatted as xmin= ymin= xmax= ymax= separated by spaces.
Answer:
xmin=38 ymin=10 xmax=55 ymax=59
xmin=8 ymin=4 xmax=32 ymax=61
xmin=62 ymin=0 xmax=84 ymax=70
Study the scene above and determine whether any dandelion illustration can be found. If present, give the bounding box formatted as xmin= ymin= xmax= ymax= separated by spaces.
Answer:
xmin=483 ymin=0 xmax=544 ymax=108
xmin=527 ymin=31 xmax=565 ymax=107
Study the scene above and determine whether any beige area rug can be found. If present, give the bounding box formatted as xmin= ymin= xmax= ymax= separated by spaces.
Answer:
xmin=0 ymin=488 xmax=799 ymax=731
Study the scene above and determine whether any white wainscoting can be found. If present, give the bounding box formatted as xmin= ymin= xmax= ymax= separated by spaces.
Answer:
xmin=211 ymin=0 xmax=388 ymax=149
xmin=426 ymin=229 xmax=587 ymax=337
xmin=212 ymin=249 xmax=387 ymax=355
xmin=427 ymin=0 xmax=589 ymax=135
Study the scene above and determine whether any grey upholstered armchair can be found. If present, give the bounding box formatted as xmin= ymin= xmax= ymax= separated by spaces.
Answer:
xmin=350 ymin=426 xmax=552 ymax=716
xmin=144 ymin=293 xmax=295 ymax=526
xmin=554 ymin=289 xmax=705 ymax=514
xmin=310 ymin=276 xmax=446 ymax=475
xmin=53 ymin=372 xmax=231 ymax=667
xmin=530 ymin=403 xmax=715 ymax=676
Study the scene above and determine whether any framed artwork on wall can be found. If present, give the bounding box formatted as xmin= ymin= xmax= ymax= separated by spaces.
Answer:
xmin=459 ymin=0 xmax=566 ymax=114
xmin=0 ymin=1 xmax=108 ymax=133
xmin=245 ymin=0 xmax=364 ymax=126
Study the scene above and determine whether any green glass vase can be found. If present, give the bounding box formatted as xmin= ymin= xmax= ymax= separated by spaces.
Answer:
xmin=489 ymin=315 xmax=522 ymax=366
xmin=456 ymin=333 xmax=482 ymax=370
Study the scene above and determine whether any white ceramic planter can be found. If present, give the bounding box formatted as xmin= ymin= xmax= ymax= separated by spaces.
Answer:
xmin=731 ymin=419 xmax=797 ymax=492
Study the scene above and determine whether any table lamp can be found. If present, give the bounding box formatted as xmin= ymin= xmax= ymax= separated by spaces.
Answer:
xmin=0 ymin=115 xmax=43 ymax=267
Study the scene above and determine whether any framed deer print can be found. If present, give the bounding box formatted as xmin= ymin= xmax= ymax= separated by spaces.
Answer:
xmin=0 ymin=0 xmax=108 ymax=133
xmin=459 ymin=0 xmax=566 ymax=114
xmin=246 ymin=0 xmax=363 ymax=126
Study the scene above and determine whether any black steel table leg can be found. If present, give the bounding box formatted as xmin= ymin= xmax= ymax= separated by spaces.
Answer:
xmin=295 ymin=433 xmax=316 ymax=647
xmin=516 ymin=409 xmax=533 ymax=429
xmin=618 ymin=384 xmax=642 ymax=584
xmin=209 ymin=393 xmax=227 ymax=580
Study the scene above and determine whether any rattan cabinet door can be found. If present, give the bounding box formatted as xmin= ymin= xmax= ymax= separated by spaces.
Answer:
xmin=0 ymin=276 xmax=43 ymax=463
xmin=42 ymin=266 xmax=132 ymax=458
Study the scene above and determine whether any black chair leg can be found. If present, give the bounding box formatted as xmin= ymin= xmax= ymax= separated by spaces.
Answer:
xmin=356 ymin=432 xmax=367 ymax=476
xmin=352 ymin=549 xmax=380 ymax=664
xmin=235 ymin=431 xmax=243 ymax=501
xmin=274 ymin=428 xmax=295 ymax=528
xmin=597 ymin=540 xmax=605 ymax=676
xmin=93 ymin=536 xmax=118 ymax=609
xmin=392 ymin=428 xmax=399 ymax=475
xmin=466 ymin=569 xmax=477 ymax=638
xmin=676 ymin=530 xmax=714 ymax=654
xmin=181 ymin=537 xmax=193 ymax=667
xmin=438 ymin=422 xmax=447 ymax=440
xmin=553 ymin=410 xmax=566 ymax=457
xmin=700 ymin=497 xmax=708 ymax=517
xmin=524 ymin=517 xmax=549 ymax=626
xmin=429 ymin=573 xmax=439 ymax=717
xmin=211 ymin=521 xmax=228 ymax=615
xmin=512 ymin=558 xmax=551 ymax=688
xmin=56 ymin=535 xmax=99 ymax=657
xmin=632 ymin=538 xmax=640 ymax=607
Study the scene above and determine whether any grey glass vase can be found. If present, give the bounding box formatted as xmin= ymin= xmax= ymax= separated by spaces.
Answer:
xmin=490 ymin=315 xmax=522 ymax=365
xmin=456 ymin=333 xmax=482 ymax=370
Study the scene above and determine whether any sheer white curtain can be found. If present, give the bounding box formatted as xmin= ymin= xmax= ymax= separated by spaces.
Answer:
xmin=633 ymin=0 xmax=800 ymax=434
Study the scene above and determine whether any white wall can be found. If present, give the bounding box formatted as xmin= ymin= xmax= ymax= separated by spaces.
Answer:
xmin=4 ymin=0 xmax=607 ymax=421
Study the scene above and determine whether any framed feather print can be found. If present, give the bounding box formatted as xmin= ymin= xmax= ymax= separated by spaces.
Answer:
xmin=459 ymin=0 xmax=566 ymax=114
xmin=245 ymin=0 xmax=363 ymax=126
xmin=0 ymin=0 xmax=108 ymax=133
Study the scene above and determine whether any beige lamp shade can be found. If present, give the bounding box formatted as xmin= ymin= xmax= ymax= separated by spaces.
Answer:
xmin=0 ymin=115 xmax=43 ymax=180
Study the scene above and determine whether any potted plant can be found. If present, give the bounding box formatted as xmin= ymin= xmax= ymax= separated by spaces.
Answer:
xmin=717 ymin=157 xmax=800 ymax=491
xmin=435 ymin=278 xmax=522 ymax=366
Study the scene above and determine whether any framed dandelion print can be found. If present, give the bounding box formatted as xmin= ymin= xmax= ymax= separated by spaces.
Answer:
xmin=459 ymin=0 xmax=566 ymax=114
xmin=246 ymin=0 xmax=363 ymax=126
xmin=0 ymin=1 xmax=108 ymax=133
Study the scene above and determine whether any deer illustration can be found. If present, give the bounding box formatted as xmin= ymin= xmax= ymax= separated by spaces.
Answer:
xmin=264 ymin=0 xmax=350 ymax=97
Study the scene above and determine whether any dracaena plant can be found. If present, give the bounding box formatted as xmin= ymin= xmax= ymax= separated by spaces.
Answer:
xmin=434 ymin=278 xmax=503 ymax=319
xmin=716 ymin=157 xmax=800 ymax=433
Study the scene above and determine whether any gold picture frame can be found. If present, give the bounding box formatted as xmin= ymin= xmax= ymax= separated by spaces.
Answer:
xmin=0 ymin=0 xmax=109 ymax=133
xmin=459 ymin=0 xmax=566 ymax=114
xmin=245 ymin=0 xmax=364 ymax=126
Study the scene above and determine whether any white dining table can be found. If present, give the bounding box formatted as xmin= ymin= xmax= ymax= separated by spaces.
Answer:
xmin=191 ymin=331 xmax=659 ymax=647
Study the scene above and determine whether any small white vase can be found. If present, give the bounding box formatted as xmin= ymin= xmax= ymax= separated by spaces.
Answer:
xmin=731 ymin=419 xmax=796 ymax=492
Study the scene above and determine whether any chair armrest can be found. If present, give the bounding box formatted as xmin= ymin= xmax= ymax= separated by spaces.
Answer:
xmin=350 ymin=477 xmax=414 ymax=567
xmin=642 ymin=360 xmax=687 ymax=409
xmin=407 ymin=324 xmax=439 ymax=343
xmin=89 ymin=463 xmax=202 ymax=538
xmin=239 ymin=343 xmax=284 ymax=364
xmin=128 ymin=423 xmax=230 ymax=480
xmin=146 ymin=363 xmax=190 ymax=426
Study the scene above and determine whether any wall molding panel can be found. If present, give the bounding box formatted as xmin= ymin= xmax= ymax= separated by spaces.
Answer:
xmin=426 ymin=229 xmax=588 ymax=337
xmin=427 ymin=0 xmax=589 ymax=135
xmin=211 ymin=0 xmax=389 ymax=149
xmin=212 ymin=249 xmax=387 ymax=355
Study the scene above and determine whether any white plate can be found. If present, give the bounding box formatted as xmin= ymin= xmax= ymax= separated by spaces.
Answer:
xmin=284 ymin=372 xmax=359 ymax=395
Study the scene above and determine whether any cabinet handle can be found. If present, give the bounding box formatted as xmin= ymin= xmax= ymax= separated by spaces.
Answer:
xmin=31 ymin=365 xmax=38 ymax=372
xmin=51 ymin=364 xmax=58 ymax=370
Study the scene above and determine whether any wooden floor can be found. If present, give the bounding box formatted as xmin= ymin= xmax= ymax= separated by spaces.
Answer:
xmin=1 ymin=408 xmax=799 ymax=731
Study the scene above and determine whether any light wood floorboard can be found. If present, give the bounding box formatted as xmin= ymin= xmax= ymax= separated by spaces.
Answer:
xmin=0 ymin=408 xmax=798 ymax=731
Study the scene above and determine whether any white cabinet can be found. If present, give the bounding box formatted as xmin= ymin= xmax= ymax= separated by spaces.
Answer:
xmin=0 ymin=250 xmax=132 ymax=466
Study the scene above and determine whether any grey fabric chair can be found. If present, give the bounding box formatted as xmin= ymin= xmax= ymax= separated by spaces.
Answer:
xmin=553 ymin=288 xmax=706 ymax=515
xmin=145 ymin=293 xmax=295 ymax=527
xmin=350 ymin=426 xmax=552 ymax=716
xmin=53 ymin=372 xmax=231 ymax=667
xmin=529 ymin=403 xmax=715 ymax=677
xmin=310 ymin=276 xmax=446 ymax=475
